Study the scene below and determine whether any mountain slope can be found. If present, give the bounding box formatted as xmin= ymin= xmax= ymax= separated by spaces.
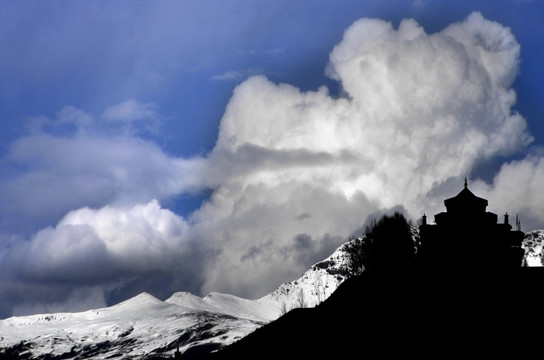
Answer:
xmin=0 ymin=291 xmax=269 ymax=359
xmin=204 ymin=266 xmax=544 ymax=360
xmin=2 ymin=229 xmax=542 ymax=360
xmin=0 ymin=238 xmax=364 ymax=359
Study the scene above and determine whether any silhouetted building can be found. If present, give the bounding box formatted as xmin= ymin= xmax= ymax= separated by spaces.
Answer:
xmin=418 ymin=179 xmax=525 ymax=272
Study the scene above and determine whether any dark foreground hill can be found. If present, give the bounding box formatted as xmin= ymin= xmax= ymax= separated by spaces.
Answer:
xmin=196 ymin=267 xmax=544 ymax=359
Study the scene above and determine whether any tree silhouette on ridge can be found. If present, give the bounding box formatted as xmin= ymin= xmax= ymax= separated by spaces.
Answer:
xmin=361 ymin=212 xmax=415 ymax=272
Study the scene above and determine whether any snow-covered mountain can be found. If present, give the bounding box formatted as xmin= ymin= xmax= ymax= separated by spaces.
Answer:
xmin=2 ymin=229 xmax=541 ymax=360
xmin=0 ymin=238 xmax=363 ymax=359
xmin=1 ymin=292 xmax=264 ymax=359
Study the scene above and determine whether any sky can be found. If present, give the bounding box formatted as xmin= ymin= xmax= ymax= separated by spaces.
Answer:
xmin=1 ymin=0 xmax=544 ymax=318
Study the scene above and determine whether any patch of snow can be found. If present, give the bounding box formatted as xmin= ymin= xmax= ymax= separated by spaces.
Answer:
xmin=523 ymin=230 xmax=544 ymax=266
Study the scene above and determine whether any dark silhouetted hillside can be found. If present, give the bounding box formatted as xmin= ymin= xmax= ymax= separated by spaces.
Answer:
xmin=190 ymin=209 xmax=538 ymax=359
xmin=192 ymin=187 xmax=544 ymax=359
xmin=195 ymin=266 xmax=543 ymax=359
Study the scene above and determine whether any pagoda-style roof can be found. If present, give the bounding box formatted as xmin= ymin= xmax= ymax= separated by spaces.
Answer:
xmin=444 ymin=179 xmax=487 ymax=213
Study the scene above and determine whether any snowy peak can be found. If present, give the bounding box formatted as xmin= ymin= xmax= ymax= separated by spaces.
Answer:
xmin=262 ymin=237 xmax=363 ymax=312
xmin=164 ymin=236 xmax=365 ymax=322
xmin=166 ymin=291 xmax=214 ymax=311
xmin=111 ymin=291 xmax=164 ymax=309
xmin=0 ymin=236 xmax=364 ymax=359
xmin=165 ymin=291 xmax=277 ymax=322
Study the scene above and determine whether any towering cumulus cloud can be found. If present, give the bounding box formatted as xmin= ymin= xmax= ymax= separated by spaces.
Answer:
xmin=0 ymin=12 xmax=537 ymax=316
xmin=194 ymin=12 xmax=531 ymax=296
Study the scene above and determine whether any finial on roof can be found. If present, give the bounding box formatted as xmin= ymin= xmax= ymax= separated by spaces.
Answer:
xmin=464 ymin=177 xmax=468 ymax=189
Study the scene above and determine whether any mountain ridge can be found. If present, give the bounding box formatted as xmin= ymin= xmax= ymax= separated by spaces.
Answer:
xmin=0 ymin=237 xmax=364 ymax=359
xmin=2 ymin=229 xmax=543 ymax=359
xmin=204 ymin=266 xmax=544 ymax=359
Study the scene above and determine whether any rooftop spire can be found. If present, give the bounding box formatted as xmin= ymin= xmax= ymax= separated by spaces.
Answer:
xmin=464 ymin=177 xmax=468 ymax=189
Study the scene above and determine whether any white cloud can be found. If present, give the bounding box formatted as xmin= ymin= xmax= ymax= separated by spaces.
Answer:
xmin=212 ymin=68 xmax=265 ymax=81
xmin=472 ymin=153 xmax=544 ymax=231
xmin=193 ymin=12 xmax=534 ymax=296
xmin=102 ymin=100 xmax=158 ymax=123
xmin=3 ymin=12 xmax=544 ymax=315
xmin=23 ymin=106 xmax=94 ymax=135
xmin=213 ymin=12 xmax=529 ymax=217
xmin=3 ymin=199 xmax=206 ymax=313
xmin=0 ymin=131 xmax=204 ymax=237
xmin=2 ymin=200 xmax=201 ymax=315
xmin=12 ymin=200 xmax=190 ymax=281
xmin=56 ymin=105 xmax=94 ymax=128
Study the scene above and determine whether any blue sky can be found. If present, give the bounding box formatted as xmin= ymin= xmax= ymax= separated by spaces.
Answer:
xmin=1 ymin=0 xmax=544 ymax=317
xmin=3 ymin=1 xmax=543 ymax=157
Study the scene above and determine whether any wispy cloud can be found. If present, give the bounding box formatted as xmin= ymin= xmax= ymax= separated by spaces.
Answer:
xmin=238 ymin=48 xmax=286 ymax=56
xmin=102 ymin=100 xmax=158 ymax=123
xmin=212 ymin=68 xmax=265 ymax=81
